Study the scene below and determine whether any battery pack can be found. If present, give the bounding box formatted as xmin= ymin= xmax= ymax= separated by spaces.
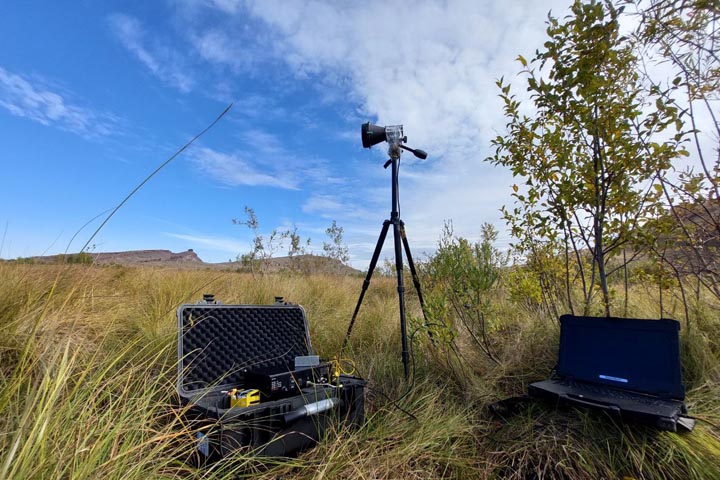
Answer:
xmin=228 ymin=388 xmax=260 ymax=408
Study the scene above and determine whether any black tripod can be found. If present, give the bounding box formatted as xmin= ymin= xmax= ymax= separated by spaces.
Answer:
xmin=343 ymin=140 xmax=428 ymax=379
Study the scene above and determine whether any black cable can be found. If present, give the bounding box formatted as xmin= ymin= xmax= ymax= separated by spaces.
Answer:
xmin=367 ymin=383 xmax=418 ymax=422
xmin=347 ymin=324 xmax=421 ymax=423
xmin=395 ymin=323 xmax=419 ymax=404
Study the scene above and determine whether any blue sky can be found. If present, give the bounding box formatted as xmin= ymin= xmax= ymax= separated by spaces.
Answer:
xmin=0 ymin=0 xmax=574 ymax=267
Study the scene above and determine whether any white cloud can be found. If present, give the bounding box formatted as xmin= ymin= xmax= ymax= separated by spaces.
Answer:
xmin=238 ymin=0 xmax=571 ymax=157
xmin=187 ymin=0 xmax=572 ymax=266
xmin=0 ymin=67 xmax=116 ymax=138
xmin=190 ymin=146 xmax=299 ymax=189
xmin=108 ymin=13 xmax=195 ymax=93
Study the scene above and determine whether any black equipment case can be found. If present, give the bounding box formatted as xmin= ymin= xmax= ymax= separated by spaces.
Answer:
xmin=177 ymin=297 xmax=365 ymax=461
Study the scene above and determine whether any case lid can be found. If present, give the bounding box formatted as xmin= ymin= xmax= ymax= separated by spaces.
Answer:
xmin=177 ymin=303 xmax=313 ymax=396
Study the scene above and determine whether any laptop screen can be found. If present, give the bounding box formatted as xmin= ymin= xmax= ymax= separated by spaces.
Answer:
xmin=557 ymin=315 xmax=684 ymax=399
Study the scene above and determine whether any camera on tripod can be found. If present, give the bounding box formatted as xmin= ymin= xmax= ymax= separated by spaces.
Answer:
xmin=344 ymin=122 xmax=430 ymax=379
xmin=360 ymin=122 xmax=428 ymax=160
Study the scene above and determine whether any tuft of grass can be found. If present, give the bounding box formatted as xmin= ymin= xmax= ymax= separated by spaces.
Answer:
xmin=481 ymin=404 xmax=720 ymax=480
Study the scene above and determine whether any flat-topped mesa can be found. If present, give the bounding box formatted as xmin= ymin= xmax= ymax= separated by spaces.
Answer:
xmin=92 ymin=249 xmax=203 ymax=264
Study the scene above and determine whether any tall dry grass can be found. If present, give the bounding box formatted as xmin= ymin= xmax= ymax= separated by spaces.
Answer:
xmin=0 ymin=262 xmax=718 ymax=479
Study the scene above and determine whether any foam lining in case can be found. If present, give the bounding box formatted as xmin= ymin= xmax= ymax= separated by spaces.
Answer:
xmin=178 ymin=304 xmax=312 ymax=398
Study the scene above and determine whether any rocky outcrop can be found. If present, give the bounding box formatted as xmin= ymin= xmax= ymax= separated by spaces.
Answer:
xmin=92 ymin=249 xmax=202 ymax=264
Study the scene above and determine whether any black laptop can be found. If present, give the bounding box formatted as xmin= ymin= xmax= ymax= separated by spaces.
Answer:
xmin=529 ymin=314 xmax=694 ymax=432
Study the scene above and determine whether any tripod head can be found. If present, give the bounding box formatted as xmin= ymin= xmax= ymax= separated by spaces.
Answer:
xmin=361 ymin=122 xmax=428 ymax=164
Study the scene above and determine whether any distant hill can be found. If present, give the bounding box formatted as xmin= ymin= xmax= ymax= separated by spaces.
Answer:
xmin=94 ymin=249 xmax=203 ymax=265
xmin=654 ymin=200 xmax=720 ymax=276
xmin=11 ymin=249 xmax=361 ymax=275
xmin=212 ymin=254 xmax=361 ymax=275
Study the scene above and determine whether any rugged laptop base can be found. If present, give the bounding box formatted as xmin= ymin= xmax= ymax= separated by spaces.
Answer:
xmin=529 ymin=379 xmax=694 ymax=432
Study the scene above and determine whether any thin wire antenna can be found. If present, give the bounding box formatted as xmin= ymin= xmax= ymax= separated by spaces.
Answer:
xmin=64 ymin=208 xmax=112 ymax=256
xmin=0 ymin=221 xmax=7 ymax=258
xmin=80 ymin=103 xmax=234 ymax=253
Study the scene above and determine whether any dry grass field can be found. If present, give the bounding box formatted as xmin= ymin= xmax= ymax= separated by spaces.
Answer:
xmin=1 ymin=262 xmax=719 ymax=479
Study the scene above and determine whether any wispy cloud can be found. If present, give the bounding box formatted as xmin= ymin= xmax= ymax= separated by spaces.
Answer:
xmin=190 ymin=146 xmax=298 ymax=189
xmin=238 ymin=128 xmax=286 ymax=156
xmin=189 ymin=123 xmax=343 ymax=191
xmin=108 ymin=13 xmax=194 ymax=93
xmin=164 ymin=232 xmax=247 ymax=255
xmin=231 ymin=95 xmax=287 ymax=119
xmin=0 ymin=67 xmax=116 ymax=138
xmin=189 ymin=0 xmax=244 ymax=15
xmin=302 ymin=194 xmax=343 ymax=214
xmin=191 ymin=29 xmax=257 ymax=72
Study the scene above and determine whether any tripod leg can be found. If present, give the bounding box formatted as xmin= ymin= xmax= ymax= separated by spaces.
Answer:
xmin=392 ymin=220 xmax=410 ymax=379
xmin=399 ymin=222 xmax=428 ymax=323
xmin=343 ymin=220 xmax=391 ymax=350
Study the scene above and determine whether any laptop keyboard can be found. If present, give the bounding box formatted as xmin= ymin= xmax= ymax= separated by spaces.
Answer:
xmin=559 ymin=380 xmax=668 ymax=406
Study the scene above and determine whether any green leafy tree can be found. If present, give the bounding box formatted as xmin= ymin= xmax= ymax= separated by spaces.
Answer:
xmin=322 ymin=220 xmax=350 ymax=265
xmin=287 ymin=223 xmax=312 ymax=272
xmin=286 ymin=224 xmax=305 ymax=257
xmin=631 ymin=0 xmax=720 ymax=318
xmin=422 ymin=221 xmax=507 ymax=363
xmin=232 ymin=206 xmax=288 ymax=276
xmin=233 ymin=206 xmax=261 ymax=277
xmin=66 ymin=252 xmax=93 ymax=265
xmin=489 ymin=0 xmax=686 ymax=316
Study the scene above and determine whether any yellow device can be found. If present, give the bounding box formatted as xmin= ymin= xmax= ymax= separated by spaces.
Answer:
xmin=229 ymin=388 xmax=261 ymax=408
